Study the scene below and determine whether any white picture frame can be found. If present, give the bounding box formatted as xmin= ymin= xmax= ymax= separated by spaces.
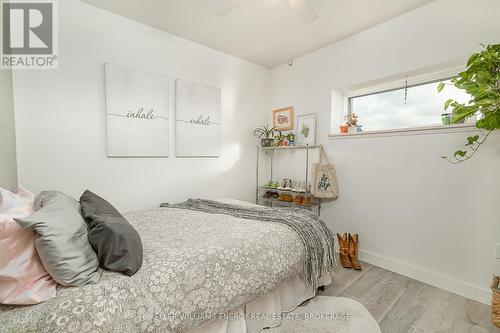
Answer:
xmin=296 ymin=113 xmax=316 ymax=146
xmin=105 ymin=63 xmax=170 ymax=157
xmin=175 ymin=79 xmax=221 ymax=157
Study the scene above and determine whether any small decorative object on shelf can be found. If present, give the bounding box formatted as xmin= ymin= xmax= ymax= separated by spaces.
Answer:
xmin=339 ymin=124 xmax=348 ymax=134
xmin=345 ymin=113 xmax=358 ymax=127
xmin=263 ymin=180 xmax=279 ymax=189
xmin=344 ymin=113 xmax=360 ymax=134
xmin=253 ymin=125 xmax=276 ymax=147
xmin=292 ymin=181 xmax=306 ymax=193
xmin=273 ymin=131 xmax=287 ymax=146
xmin=278 ymin=178 xmax=292 ymax=191
xmin=441 ymin=113 xmax=451 ymax=125
xmin=271 ymin=131 xmax=297 ymax=146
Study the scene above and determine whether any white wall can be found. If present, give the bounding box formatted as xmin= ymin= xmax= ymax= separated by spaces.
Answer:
xmin=269 ymin=0 xmax=500 ymax=304
xmin=0 ymin=69 xmax=18 ymax=193
xmin=13 ymin=0 xmax=269 ymax=212
xmin=11 ymin=0 xmax=500 ymax=306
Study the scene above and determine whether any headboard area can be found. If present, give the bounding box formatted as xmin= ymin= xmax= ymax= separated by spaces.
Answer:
xmin=0 ymin=69 xmax=18 ymax=192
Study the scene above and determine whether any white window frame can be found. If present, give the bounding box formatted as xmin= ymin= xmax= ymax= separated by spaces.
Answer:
xmin=329 ymin=66 xmax=477 ymax=138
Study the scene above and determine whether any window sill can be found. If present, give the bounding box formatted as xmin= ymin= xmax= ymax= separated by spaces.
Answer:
xmin=328 ymin=124 xmax=478 ymax=139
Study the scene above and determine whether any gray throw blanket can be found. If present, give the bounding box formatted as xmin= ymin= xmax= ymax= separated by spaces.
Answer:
xmin=161 ymin=199 xmax=336 ymax=289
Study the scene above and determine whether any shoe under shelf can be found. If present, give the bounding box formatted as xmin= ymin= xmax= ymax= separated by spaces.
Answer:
xmin=257 ymin=196 xmax=320 ymax=209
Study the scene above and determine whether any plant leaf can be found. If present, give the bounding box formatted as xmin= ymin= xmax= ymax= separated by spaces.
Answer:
xmin=437 ymin=82 xmax=445 ymax=93
xmin=444 ymin=99 xmax=454 ymax=110
xmin=466 ymin=53 xmax=480 ymax=67
xmin=477 ymin=98 xmax=493 ymax=105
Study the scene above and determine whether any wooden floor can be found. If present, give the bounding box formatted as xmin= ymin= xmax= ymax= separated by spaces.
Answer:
xmin=318 ymin=261 xmax=500 ymax=333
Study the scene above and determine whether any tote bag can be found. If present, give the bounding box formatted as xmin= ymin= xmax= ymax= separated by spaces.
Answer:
xmin=311 ymin=146 xmax=339 ymax=199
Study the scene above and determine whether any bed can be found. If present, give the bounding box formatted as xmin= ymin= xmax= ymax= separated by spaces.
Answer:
xmin=0 ymin=199 xmax=334 ymax=333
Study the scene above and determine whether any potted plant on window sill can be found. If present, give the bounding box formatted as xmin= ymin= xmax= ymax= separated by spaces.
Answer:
xmin=345 ymin=113 xmax=360 ymax=134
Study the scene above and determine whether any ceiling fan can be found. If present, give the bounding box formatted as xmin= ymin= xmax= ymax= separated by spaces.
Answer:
xmin=214 ymin=0 xmax=319 ymax=24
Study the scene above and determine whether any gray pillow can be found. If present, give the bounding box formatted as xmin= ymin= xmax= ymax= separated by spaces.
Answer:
xmin=15 ymin=191 xmax=102 ymax=286
xmin=80 ymin=190 xmax=143 ymax=276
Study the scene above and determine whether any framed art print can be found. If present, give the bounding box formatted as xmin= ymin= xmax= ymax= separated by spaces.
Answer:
xmin=273 ymin=107 xmax=294 ymax=131
xmin=105 ymin=63 xmax=169 ymax=157
xmin=297 ymin=113 xmax=316 ymax=145
xmin=175 ymin=79 xmax=221 ymax=157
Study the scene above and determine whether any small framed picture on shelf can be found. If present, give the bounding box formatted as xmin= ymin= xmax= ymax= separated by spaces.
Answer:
xmin=297 ymin=113 xmax=316 ymax=145
xmin=273 ymin=107 xmax=294 ymax=131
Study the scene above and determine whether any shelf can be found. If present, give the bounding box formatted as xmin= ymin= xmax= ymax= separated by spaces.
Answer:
xmin=256 ymin=142 xmax=321 ymax=215
xmin=258 ymin=197 xmax=320 ymax=209
xmin=258 ymin=186 xmax=308 ymax=195
xmin=258 ymin=144 xmax=321 ymax=151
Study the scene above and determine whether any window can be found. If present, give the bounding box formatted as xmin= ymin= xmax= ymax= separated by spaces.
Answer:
xmin=330 ymin=68 xmax=478 ymax=136
xmin=348 ymin=78 xmax=471 ymax=132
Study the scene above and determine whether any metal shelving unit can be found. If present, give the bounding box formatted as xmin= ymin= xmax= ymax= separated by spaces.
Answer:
xmin=256 ymin=144 xmax=322 ymax=216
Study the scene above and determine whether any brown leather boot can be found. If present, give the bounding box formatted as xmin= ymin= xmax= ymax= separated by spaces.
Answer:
xmin=348 ymin=234 xmax=362 ymax=270
xmin=337 ymin=233 xmax=352 ymax=269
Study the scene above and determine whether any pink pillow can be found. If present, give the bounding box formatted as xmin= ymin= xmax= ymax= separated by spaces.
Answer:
xmin=0 ymin=186 xmax=57 ymax=304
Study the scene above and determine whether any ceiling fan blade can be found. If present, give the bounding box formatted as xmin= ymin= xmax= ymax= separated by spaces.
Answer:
xmin=288 ymin=0 xmax=318 ymax=24
xmin=214 ymin=0 xmax=247 ymax=17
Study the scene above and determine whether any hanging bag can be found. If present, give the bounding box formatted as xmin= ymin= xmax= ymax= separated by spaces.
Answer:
xmin=311 ymin=146 xmax=339 ymax=199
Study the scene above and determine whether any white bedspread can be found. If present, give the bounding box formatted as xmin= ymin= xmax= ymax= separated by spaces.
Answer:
xmin=0 ymin=200 xmax=332 ymax=332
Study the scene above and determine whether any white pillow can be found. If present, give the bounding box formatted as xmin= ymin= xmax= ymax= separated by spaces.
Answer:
xmin=0 ymin=186 xmax=33 ymax=213
xmin=0 ymin=186 xmax=58 ymax=305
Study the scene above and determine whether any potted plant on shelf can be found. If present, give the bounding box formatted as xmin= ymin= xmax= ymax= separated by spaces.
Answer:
xmin=287 ymin=132 xmax=296 ymax=145
xmin=438 ymin=44 xmax=499 ymax=164
xmin=273 ymin=131 xmax=286 ymax=146
xmin=253 ymin=125 xmax=276 ymax=147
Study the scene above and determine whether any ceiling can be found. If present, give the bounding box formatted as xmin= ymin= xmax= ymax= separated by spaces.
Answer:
xmin=82 ymin=0 xmax=434 ymax=68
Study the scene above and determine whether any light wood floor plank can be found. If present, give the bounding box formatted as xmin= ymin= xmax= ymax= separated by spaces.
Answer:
xmin=321 ymin=262 xmax=498 ymax=333
xmin=319 ymin=261 xmax=373 ymax=297
xmin=337 ymin=265 xmax=412 ymax=322
xmin=380 ymin=279 xmax=465 ymax=332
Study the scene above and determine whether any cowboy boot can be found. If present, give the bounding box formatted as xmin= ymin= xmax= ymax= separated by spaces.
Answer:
xmin=348 ymin=234 xmax=362 ymax=270
xmin=337 ymin=233 xmax=352 ymax=269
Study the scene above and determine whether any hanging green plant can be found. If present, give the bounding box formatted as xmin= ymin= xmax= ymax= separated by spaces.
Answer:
xmin=438 ymin=44 xmax=499 ymax=164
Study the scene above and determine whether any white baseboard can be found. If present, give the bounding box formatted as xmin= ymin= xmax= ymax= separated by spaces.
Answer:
xmin=358 ymin=249 xmax=491 ymax=305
